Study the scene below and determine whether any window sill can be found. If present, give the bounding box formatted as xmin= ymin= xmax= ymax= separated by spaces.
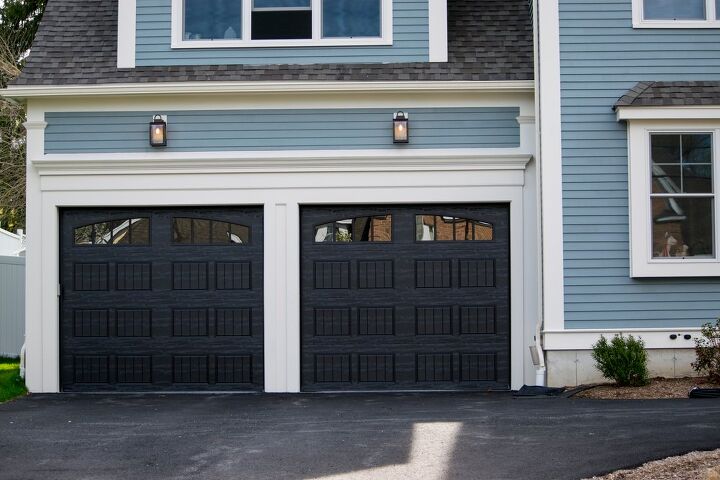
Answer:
xmin=631 ymin=259 xmax=720 ymax=277
xmin=633 ymin=20 xmax=720 ymax=28
xmin=171 ymin=37 xmax=393 ymax=49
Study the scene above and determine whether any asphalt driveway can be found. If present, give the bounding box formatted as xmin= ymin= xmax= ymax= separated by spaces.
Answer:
xmin=1 ymin=393 xmax=719 ymax=480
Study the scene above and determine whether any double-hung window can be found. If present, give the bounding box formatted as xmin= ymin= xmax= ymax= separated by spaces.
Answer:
xmin=633 ymin=0 xmax=720 ymax=27
xmin=174 ymin=0 xmax=391 ymax=47
xmin=624 ymin=119 xmax=720 ymax=277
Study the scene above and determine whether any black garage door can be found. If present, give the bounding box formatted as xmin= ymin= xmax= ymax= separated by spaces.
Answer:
xmin=60 ymin=207 xmax=263 ymax=392
xmin=301 ymin=205 xmax=510 ymax=391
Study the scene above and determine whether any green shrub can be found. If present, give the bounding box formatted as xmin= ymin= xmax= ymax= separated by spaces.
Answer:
xmin=692 ymin=319 xmax=720 ymax=383
xmin=591 ymin=334 xmax=649 ymax=387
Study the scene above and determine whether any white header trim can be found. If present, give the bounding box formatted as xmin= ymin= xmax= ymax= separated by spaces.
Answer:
xmin=4 ymin=80 xmax=535 ymax=99
xmin=117 ymin=0 xmax=137 ymax=69
xmin=618 ymin=106 xmax=720 ymax=120
xmin=428 ymin=0 xmax=448 ymax=62
xmin=170 ymin=0 xmax=393 ymax=48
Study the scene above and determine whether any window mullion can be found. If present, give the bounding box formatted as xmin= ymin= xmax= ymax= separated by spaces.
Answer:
xmin=708 ymin=0 xmax=717 ymax=20
xmin=243 ymin=0 xmax=252 ymax=41
xmin=312 ymin=0 xmax=322 ymax=40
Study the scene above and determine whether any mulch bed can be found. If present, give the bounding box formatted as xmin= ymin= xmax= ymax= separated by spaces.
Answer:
xmin=583 ymin=449 xmax=720 ymax=480
xmin=574 ymin=377 xmax=720 ymax=400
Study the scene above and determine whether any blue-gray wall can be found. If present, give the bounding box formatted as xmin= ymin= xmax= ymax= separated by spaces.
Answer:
xmin=44 ymin=107 xmax=520 ymax=153
xmin=560 ymin=0 xmax=720 ymax=329
xmin=136 ymin=0 xmax=429 ymax=66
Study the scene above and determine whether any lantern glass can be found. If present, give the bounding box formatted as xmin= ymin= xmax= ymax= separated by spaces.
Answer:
xmin=149 ymin=117 xmax=167 ymax=147
xmin=393 ymin=112 xmax=409 ymax=143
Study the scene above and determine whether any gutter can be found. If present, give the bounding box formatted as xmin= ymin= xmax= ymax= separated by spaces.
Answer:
xmin=2 ymin=80 xmax=535 ymax=100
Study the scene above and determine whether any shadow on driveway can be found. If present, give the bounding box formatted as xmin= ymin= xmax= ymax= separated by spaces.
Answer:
xmin=1 ymin=393 xmax=719 ymax=480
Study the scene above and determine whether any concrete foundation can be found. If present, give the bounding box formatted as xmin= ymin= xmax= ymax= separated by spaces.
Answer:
xmin=546 ymin=349 xmax=697 ymax=387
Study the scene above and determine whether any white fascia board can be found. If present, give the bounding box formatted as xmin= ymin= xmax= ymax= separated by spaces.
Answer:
xmin=544 ymin=328 xmax=702 ymax=350
xmin=428 ymin=0 xmax=448 ymax=62
xmin=2 ymin=80 xmax=535 ymax=100
xmin=117 ymin=0 xmax=137 ymax=69
xmin=617 ymin=106 xmax=720 ymax=121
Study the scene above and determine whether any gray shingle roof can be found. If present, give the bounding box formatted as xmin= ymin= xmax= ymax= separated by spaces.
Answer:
xmin=13 ymin=0 xmax=533 ymax=86
xmin=615 ymin=81 xmax=720 ymax=108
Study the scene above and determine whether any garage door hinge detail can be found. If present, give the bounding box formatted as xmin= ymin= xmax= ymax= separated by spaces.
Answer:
xmin=57 ymin=284 xmax=63 ymax=297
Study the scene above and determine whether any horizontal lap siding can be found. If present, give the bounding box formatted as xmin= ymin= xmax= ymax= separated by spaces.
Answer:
xmin=559 ymin=0 xmax=720 ymax=329
xmin=44 ymin=107 xmax=520 ymax=153
xmin=135 ymin=0 xmax=429 ymax=66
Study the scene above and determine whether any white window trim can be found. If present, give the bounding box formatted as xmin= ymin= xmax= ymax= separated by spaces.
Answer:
xmin=626 ymin=119 xmax=720 ymax=277
xmin=171 ymin=0 xmax=393 ymax=48
xmin=632 ymin=0 xmax=720 ymax=28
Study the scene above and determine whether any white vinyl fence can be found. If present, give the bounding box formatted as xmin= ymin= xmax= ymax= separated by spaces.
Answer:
xmin=0 ymin=256 xmax=25 ymax=358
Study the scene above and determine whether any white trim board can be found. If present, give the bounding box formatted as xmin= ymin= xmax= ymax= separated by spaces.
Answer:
xmin=617 ymin=106 xmax=720 ymax=121
xmin=536 ymin=0 xmax=565 ymax=333
xmin=4 ymin=80 xmax=535 ymax=100
xmin=117 ymin=0 xmax=137 ymax=69
xmin=428 ymin=0 xmax=448 ymax=62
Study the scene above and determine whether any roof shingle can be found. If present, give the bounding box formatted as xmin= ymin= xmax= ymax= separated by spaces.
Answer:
xmin=13 ymin=0 xmax=534 ymax=86
xmin=615 ymin=81 xmax=720 ymax=108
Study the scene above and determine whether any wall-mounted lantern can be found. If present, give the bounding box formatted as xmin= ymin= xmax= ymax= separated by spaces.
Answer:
xmin=393 ymin=111 xmax=409 ymax=144
xmin=149 ymin=114 xmax=167 ymax=147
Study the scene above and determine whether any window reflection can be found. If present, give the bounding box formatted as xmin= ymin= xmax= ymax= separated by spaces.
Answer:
xmin=415 ymin=215 xmax=493 ymax=241
xmin=314 ymin=215 xmax=392 ymax=243
xmin=74 ymin=218 xmax=150 ymax=246
xmin=172 ymin=218 xmax=249 ymax=245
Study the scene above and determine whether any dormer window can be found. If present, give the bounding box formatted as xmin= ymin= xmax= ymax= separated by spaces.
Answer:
xmin=173 ymin=0 xmax=392 ymax=48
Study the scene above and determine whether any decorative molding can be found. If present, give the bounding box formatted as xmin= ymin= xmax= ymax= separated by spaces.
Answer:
xmin=428 ymin=0 xmax=448 ymax=62
xmin=32 ymin=150 xmax=533 ymax=176
xmin=4 ymin=80 xmax=536 ymax=99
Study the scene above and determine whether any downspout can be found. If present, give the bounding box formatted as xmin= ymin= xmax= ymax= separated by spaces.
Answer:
xmin=531 ymin=0 xmax=547 ymax=386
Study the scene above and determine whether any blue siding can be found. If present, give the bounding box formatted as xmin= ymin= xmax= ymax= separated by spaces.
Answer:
xmin=44 ymin=107 xmax=520 ymax=154
xmin=136 ymin=0 xmax=429 ymax=66
xmin=559 ymin=0 xmax=720 ymax=329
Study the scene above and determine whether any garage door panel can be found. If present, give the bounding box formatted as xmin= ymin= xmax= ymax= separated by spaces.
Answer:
xmin=301 ymin=204 xmax=511 ymax=391
xmin=60 ymin=207 xmax=264 ymax=392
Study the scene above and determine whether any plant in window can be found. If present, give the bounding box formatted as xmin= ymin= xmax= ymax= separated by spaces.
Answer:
xmin=591 ymin=334 xmax=650 ymax=387
xmin=692 ymin=319 xmax=720 ymax=383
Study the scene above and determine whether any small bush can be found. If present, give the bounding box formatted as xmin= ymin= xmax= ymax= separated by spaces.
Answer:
xmin=692 ymin=319 xmax=720 ymax=383
xmin=591 ymin=334 xmax=649 ymax=387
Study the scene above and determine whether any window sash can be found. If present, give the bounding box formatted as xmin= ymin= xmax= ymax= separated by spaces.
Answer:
xmin=635 ymin=0 xmax=720 ymax=25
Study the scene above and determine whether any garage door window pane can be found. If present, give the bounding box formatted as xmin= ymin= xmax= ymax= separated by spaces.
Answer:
xmin=173 ymin=218 xmax=250 ymax=245
xmin=130 ymin=218 xmax=150 ymax=245
xmin=111 ymin=220 xmax=130 ymax=245
xmin=74 ymin=225 xmax=93 ymax=245
xmin=314 ymin=216 xmax=391 ymax=242
xmin=415 ymin=215 xmax=493 ymax=241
